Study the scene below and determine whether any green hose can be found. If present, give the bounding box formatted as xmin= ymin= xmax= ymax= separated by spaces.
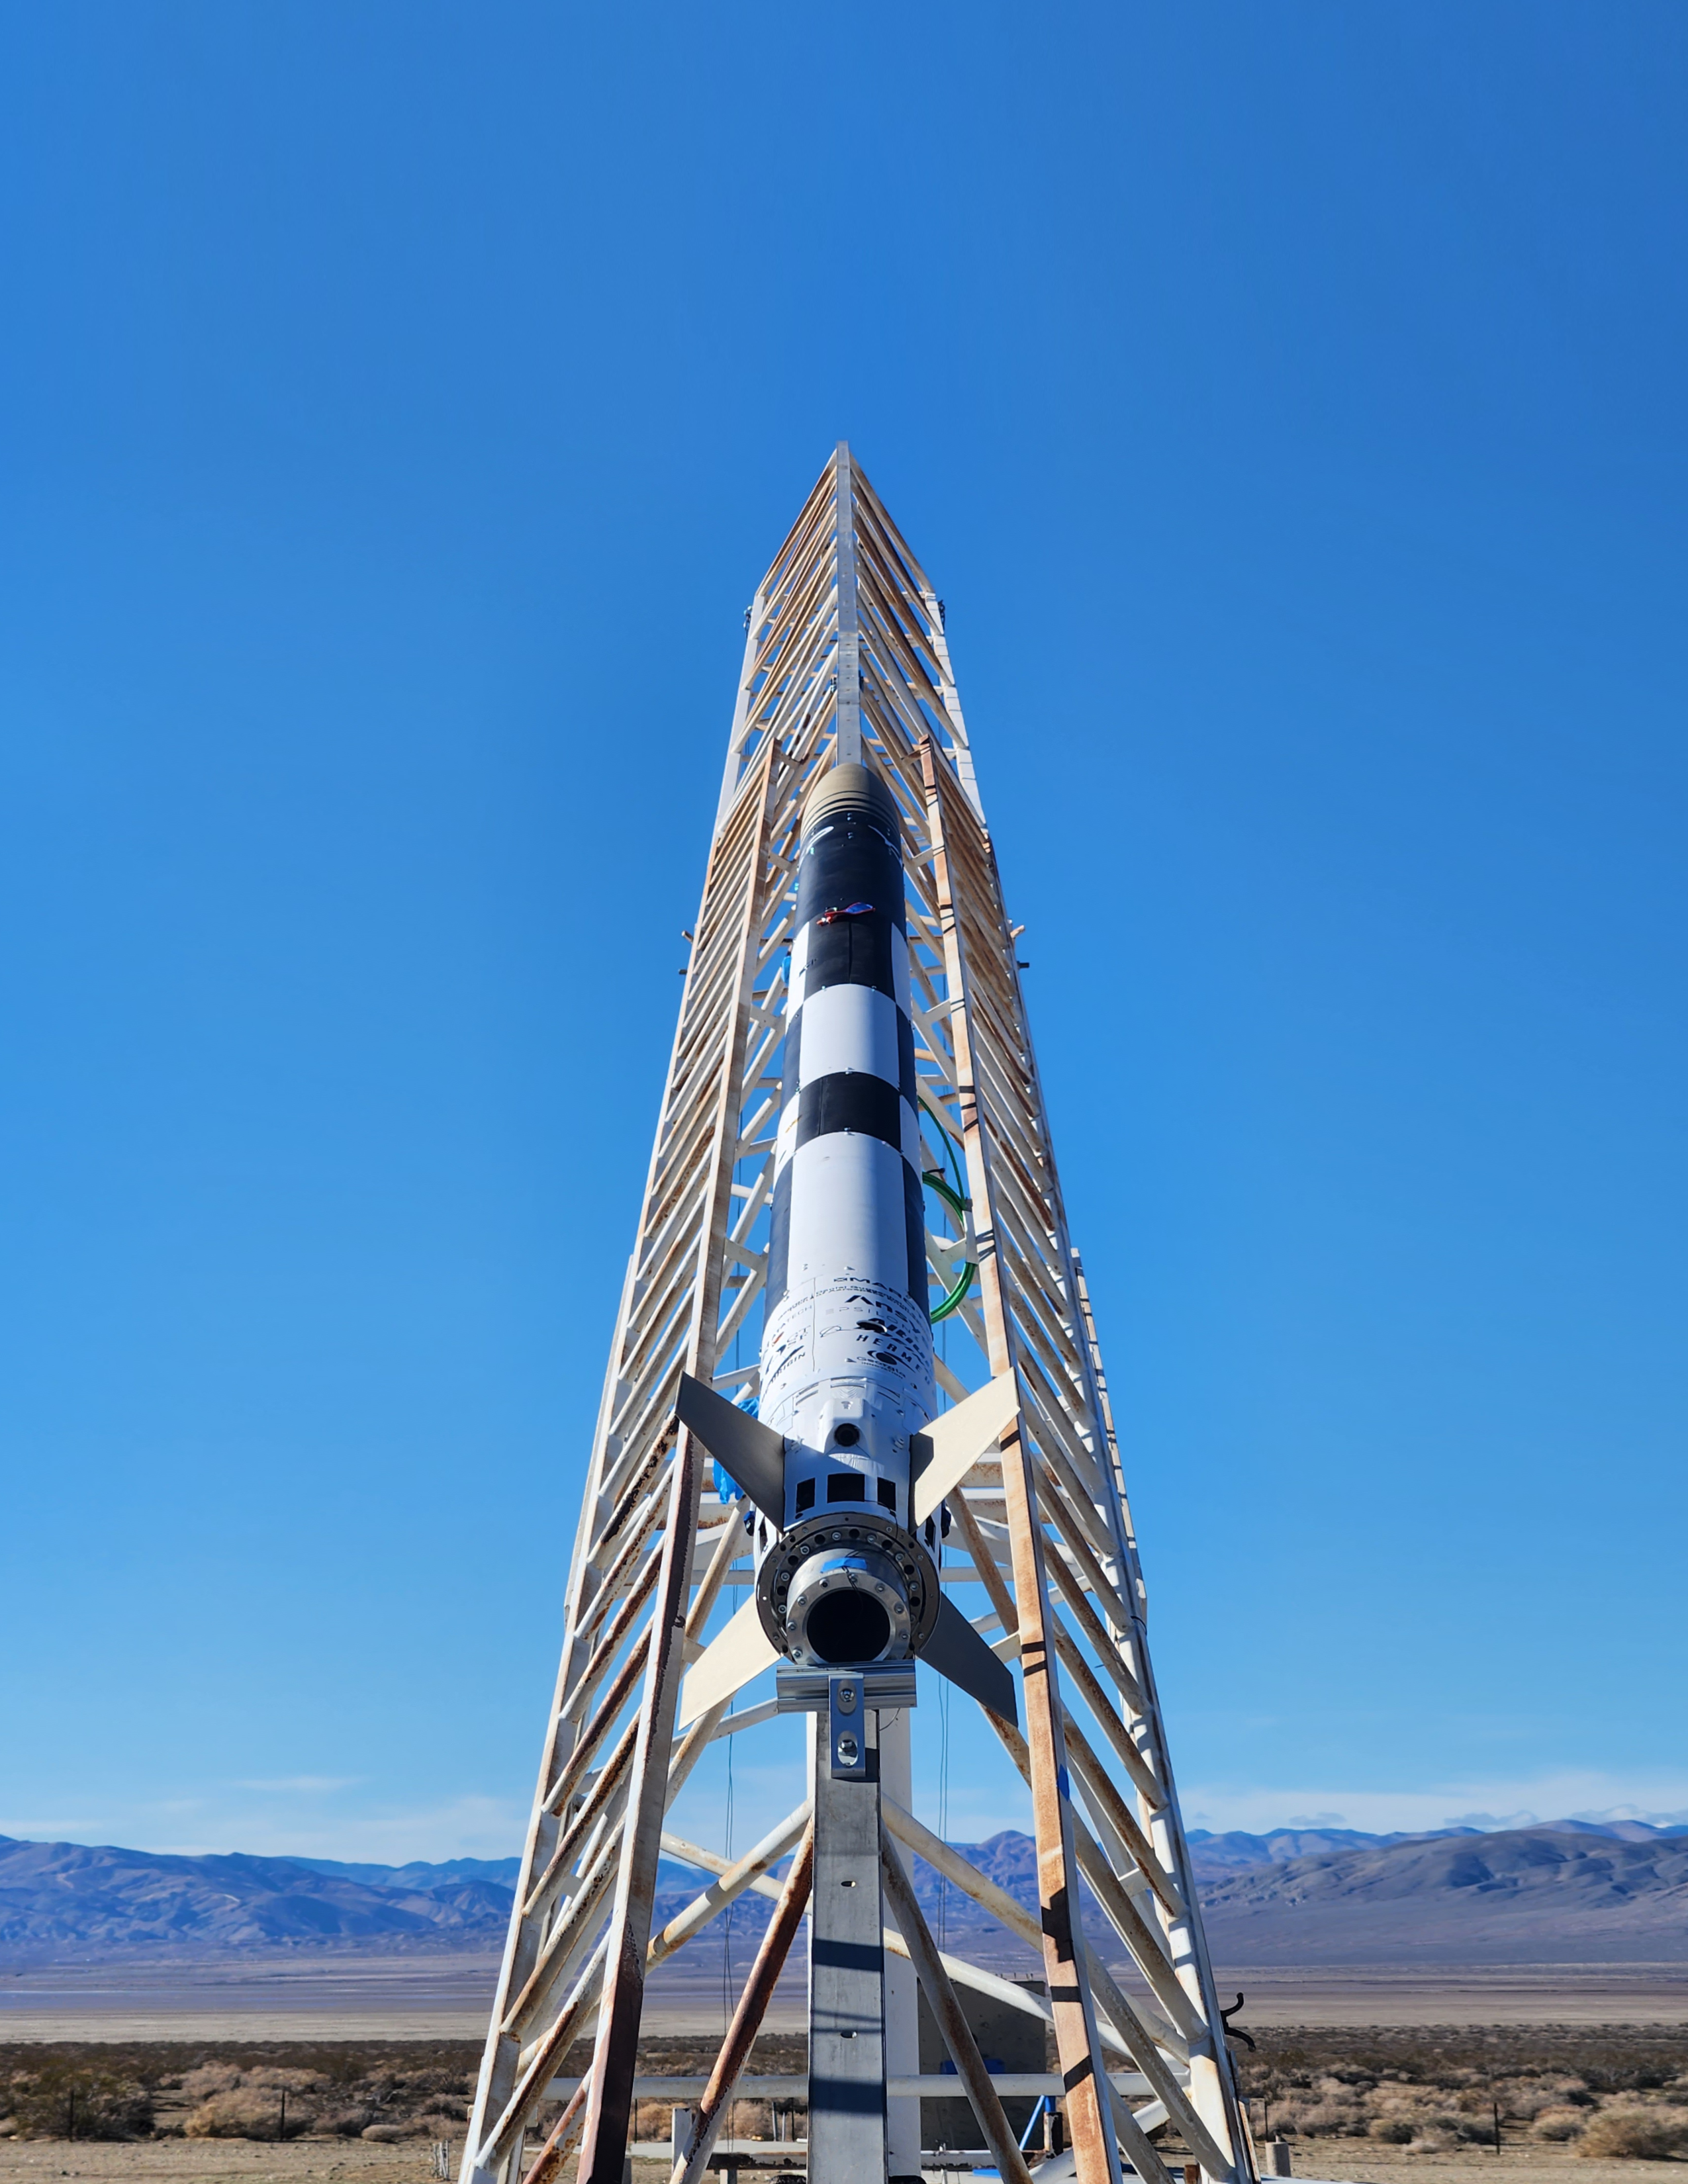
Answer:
xmin=919 ymin=1097 xmax=977 ymax=1323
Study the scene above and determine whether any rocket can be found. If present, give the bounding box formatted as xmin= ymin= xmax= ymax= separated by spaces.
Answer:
xmin=675 ymin=762 xmax=1019 ymax=1727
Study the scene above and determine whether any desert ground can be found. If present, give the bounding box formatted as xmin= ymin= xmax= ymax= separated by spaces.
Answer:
xmin=0 ymin=2127 xmax=1683 ymax=2184
xmin=3 ymin=1975 xmax=1686 ymax=2184
xmin=5 ymin=1960 xmax=1687 ymax=2044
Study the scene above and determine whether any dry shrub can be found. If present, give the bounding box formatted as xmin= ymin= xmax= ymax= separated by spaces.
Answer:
xmin=184 ymin=2088 xmax=312 ymax=2140
xmin=1409 ymin=2130 xmax=1462 ymax=2154
xmin=363 ymin=2123 xmax=409 ymax=2143
xmin=1296 ymin=2104 xmax=1360 ymax=2138
xmin=1411 ymin=2112 xmax=1476 ymax=2141
xmin=179 ymin=2065 xmax=244 ymax=2100
xmin=8 ymin=2062 xmax=152 ymax=2141
xmin=1278 ymin=2086 xmax=1370 ymax=2138
xmin=1534 ymin=2107 xmax=1592 ymax=2142
xmin=244 ymin=2068 xmax=328 ymax=2093
xmin=1369 ymin=2118 xmax=1416 ymax=2144
xmin=321 ymin=2107 xmax=376 ymax=2137
xmin=1507 ymin=2079 xmax=1589 ymax=2121
xmin=1577 ymin=2108 xmax=1688 ymax=2161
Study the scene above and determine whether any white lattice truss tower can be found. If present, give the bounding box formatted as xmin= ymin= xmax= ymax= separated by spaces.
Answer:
xmin=463 ymin=447 xmax=1256 ymax=2184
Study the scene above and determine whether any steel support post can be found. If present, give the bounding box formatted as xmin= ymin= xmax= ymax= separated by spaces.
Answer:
xmin=874 ymin=1707 xmax=921 ymax=2183
xmin=808 ymin=1676 xmax=887 ymax=2184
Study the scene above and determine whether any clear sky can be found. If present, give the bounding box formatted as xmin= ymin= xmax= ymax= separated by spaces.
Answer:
xmin=2 ymin=2 xmax=1685 ymax=1866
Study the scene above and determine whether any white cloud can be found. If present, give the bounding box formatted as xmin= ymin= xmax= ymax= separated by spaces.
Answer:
xmin=230 ymin=1776 xmax=363 ymax=1794
xmin=0 ymin=1788 xmax=528 ymax=1865
xmin=1178 ymin=1769 xmax=1688 ymax=1837
xmin=15 ymin=1762 xmax=1687 ymax=1871
xmin=1568 ymin=1803 xmax=1688 ymax=1827
xmin=0 ymin=1815 xmax=107 ymax=1841
xmin=148 ymin=1796 xmax=526 ymax=1863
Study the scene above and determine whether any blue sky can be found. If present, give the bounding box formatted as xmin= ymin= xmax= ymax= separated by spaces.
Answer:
xmin=2 ymin=1 xmax=1685 ymax=1865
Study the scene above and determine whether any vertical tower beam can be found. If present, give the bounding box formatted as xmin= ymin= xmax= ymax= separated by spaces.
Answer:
xmin=574 ymin=1431 xmax=705 ymax=2184
xmin=921 ymin=743 xmax=1121 ymax=2184
xmin=833 ymin=441 xmax=863 ymax=767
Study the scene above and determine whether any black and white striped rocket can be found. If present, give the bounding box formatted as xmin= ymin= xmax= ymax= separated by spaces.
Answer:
xmin=762 ymin=762 xmax=934 ymax=1529
xmin=677 ymin=763 xmax=1018 ymax=1719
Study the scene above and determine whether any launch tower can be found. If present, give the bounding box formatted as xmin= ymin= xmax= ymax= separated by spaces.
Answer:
xmin=462 ymin=449 xmax=1256 ymax=2184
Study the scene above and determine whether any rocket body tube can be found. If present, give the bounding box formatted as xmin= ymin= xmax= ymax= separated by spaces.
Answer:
xmin=675 ymin=761 xmax=1016 ymax=1716
xmin=755 ymin=763 xmax=939 ymax=1666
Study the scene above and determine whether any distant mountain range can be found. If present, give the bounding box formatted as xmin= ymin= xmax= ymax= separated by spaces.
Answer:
xmin=0 ymin=1832 xmax=1027 ymax=1962
xmin=287 ymin=1853 xmax=522 ymax=1891
xmin=1185 ymin=1816 xmax=1688 ymax=1876
xmin=1195 ymin=1823 xmax=1688 ymax=1965
xmin=0 ymin=1836 xmax=517 ymax=1958
xmin=4 ymin=1816 xmax=1687 ymax=1965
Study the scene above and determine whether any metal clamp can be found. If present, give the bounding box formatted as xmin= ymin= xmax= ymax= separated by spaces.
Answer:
xmin=829 ymin=1674 xmax=866 ymax=1779
xmin=775 ymin=1664 xmax=918 ymax=1715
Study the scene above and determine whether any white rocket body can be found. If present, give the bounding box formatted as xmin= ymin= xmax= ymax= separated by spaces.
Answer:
xmin=762 ymin=769 xmax=934 ymax=1509
xmin=677 ymin=762 xmax=1013 ymax=1711
xmin=755 ymin=764 xmax=939 ymax=1666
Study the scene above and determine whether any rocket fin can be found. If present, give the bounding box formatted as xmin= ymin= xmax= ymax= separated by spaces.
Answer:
xmin=677 ymin=1594 xmax=781 ymax=1729
xmin=910 ymin=1370 xmax=1019 ymax=1525
xmin=677 ymin=1373 xmax=786 ymax=1526
xmin=921 ymin=1592 xmax=1019 ymax=1723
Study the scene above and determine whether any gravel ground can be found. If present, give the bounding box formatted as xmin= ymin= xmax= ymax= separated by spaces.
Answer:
xmin=5 ymin=2024 xmax=1686 ymax=2184
xmin=1 ymin=2136 xmax=1684 ymax=2184
xmin=1279 ymin=2147 xmax=1686 ymax=2184
xmin=0 ymin=2146 xmax=440 ymax=2184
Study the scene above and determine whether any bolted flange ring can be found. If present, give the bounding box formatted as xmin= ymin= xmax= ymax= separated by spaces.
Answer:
xmin=756 ymin=1508 xmax=939 ymax=1668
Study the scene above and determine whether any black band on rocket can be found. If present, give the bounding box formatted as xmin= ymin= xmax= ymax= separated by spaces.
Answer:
xmin=794 ymin=1071 xmax=906 ymax=1158
xmin=896 ymin=1008 xmax=917 ymax=1107
xmin=802 ymin=825 xmax=907 ymax=933
xmin=802 ymin=907 xmax=898 ymax=1004
xmin=765 ymin=1160 xmax=792 ymax=1314
xmin=903 ymin=1160 xmax=929 ymax=1304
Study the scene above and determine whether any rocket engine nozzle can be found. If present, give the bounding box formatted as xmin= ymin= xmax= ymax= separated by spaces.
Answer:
xmin=786 ymin=1544 xmax=907 ymax=1663
xmin=756 ymin=1508 xmax=939 ymax=1669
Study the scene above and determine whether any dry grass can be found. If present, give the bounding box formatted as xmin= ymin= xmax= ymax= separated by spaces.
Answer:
xmin=0 ymin=2046 xmax=478 ymax=2150
xmin=5 ymin=2026 xmax=1688 ymax=2165
xmin=1576 ymin=2111 xmax=1688 ymax=2162
xmin=1234 ymin=2026 xmax=1688 ymax=2163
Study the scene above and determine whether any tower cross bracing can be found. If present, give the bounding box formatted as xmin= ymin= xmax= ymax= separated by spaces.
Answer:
xmin=462 ymin=446 xmax=1256 ymax=2184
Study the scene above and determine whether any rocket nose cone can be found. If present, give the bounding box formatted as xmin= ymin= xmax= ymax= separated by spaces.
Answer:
xmin=801 ymin=760 xmax=900 ymax=838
